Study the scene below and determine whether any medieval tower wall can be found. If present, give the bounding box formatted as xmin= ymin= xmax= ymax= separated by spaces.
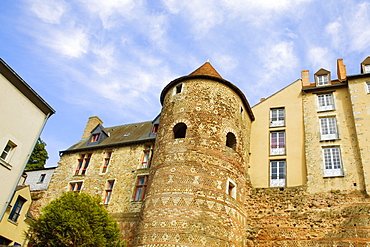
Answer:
xmin=134 ymin=63 xmax=254 ymax=246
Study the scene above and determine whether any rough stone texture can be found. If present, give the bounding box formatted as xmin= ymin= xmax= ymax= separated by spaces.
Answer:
xmin=348 ymin=77 xmax=370 ymax=194
xmin=43 ymin=141 xmax=154 ymax=245
xmin=29 ymin=191 xmax=47 ymax=218
xmin=37 ymin=61 xmax=370 ymax=247
xmin=134 ymin=78 xmax=253 ymax=246
xmin=246 ymin=187 xmax=370 ymax=246
xmin=302 ymin=86 xmax=365 ymax=193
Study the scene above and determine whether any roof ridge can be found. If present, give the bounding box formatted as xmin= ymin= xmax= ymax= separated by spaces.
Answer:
xmin=105 ymin=120 xmax=153 ymax=129
xmin=188 ymin=62 xmax=223 ymax=79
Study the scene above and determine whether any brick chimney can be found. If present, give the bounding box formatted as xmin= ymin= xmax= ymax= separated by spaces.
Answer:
xmin=337 ymin=58 xmax=347 ymax=81
xmin=82 ymin=116 xmax=103 ymax=139
xmin=301 ymin=70 xmax=310 ymax=88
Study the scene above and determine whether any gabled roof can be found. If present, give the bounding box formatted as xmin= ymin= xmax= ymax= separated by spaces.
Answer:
xmin=361 ymin=56 xmax=370 ymax=73
xmin=61 ymin=121 xmax=155 ymax=154
xmin=188 ymin=62 xmax=223 ymax=79
xmin=314 ymin=68 xmax=330 ymax=76
xmin=0 ymin=58 xmax=55 ymax=116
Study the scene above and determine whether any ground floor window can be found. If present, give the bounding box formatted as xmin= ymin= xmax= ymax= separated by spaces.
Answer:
xmin=270 ymin=160 xmax=286 ymax=187
xmin=70 ymin=181 xmax=83 ymax=192
xmin=323 ymin=147 xmax=343 ymax=177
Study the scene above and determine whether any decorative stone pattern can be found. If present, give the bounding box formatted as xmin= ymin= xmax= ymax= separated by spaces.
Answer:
xmin=38 ymin=59 xmax=370 ymax=246
xmin=134 ymin=78 xmax=253 ymax=246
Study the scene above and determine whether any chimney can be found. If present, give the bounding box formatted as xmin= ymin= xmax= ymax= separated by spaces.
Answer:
xmin=82 ymin=116 xmax=103 ymax=139
xmin=337 ymin=59 xmax=347 ymax=81
xmin=301 ymin=70 xmax=310 ymax=87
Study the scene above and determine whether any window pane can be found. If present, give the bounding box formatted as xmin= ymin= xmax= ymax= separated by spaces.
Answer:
xmin=271 ymin=133 xmax=277 ymax=148
xmin=278 ymin=133 xmax=285 ymax=148
xmin=135 ymin=187 xmax=143 ymax=201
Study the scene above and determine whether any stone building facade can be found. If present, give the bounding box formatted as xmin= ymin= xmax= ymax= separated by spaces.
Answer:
xmin=44 ymin=58 xmax=370 ymax=246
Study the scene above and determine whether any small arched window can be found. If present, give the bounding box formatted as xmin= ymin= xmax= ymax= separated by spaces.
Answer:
xmin=226 ymin=132 xmax=236 ymax=150
xmin=173 ymin=123 xmax=187 ymax=139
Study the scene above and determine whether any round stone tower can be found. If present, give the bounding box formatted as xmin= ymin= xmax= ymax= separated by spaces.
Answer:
xmin=135 ymin=62 xmax=255 ymax=246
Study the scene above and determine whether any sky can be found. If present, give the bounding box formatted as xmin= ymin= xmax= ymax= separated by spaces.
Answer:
xmin=1 ymin=0 xmax=370 ymax=167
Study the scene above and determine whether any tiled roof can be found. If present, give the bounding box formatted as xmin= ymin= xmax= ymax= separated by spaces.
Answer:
xmin=61 ymin=121 xmax=155 ymax=153
xmin=188 ymin=62 xmax=223 ymax=79
xmin=160 ymin=62 xmax=255 ymax=121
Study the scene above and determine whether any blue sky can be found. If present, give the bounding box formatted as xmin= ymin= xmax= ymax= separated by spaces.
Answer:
xmin=1 ymin=0 xmax=370 ymax=167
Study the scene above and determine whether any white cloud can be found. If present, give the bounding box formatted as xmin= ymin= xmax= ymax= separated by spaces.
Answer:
xmin=212 ymin=54 xmax=238 ymax=74
xmin=222 ymin=0 xmax=311 ymax=11
xmin=348 ymin=2 xmax=370 ymax=52
xmin=325 ymin=19 xmax=342 ymax=48
xmin=79 ymin=0 xmax=137 ymax=29
xmin=307 ymin=47 xmax=332 ymax=69
xmin=45 ymin=27 xmax=89 ymax=58
xmin=261 ymin=41 xmax=298 ymax=81
xmin=91 ymin=44 xmax=116 ymax=75
xmin=29 ymin=0 xmax=67 ymax=24
xmin=162 ymin=0 xmax=224 ymax=37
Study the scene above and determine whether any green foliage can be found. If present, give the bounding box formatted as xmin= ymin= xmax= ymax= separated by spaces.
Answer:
xmin=26 ymin=138 xmax=49 ymax=170
xmin=26 ymin=192 xmax=125 ymax=247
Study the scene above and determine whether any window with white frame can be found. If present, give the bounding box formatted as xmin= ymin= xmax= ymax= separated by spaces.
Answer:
xmin=270 ymin=108 xmax=285 ymax=127
xmin=75 ymin=154 xmax=92 ymax=175
xmin=317 ymin=74 xmax=329 ymax=86
xmin=1 ymin=141 xmax=16 ymax=161
xmin=317 ymin=93 xmax=335 ymax=111
xmin=102 ymin=152 xmax=112 ymax=173
xmin=320 ymin=117 xmax=338 ymax=140
xmin=141 ymin=146 xmax=152 ymax=169
xmin=364 ymin=64 xmax=370 ymax=73
xmin=103 ymin=180 xmax=115 ymax=204
xmin=323 ymin=147 xmax=343 ymax=177
xmin=270 ymin=160 xmax=286 ymax=187
xmin=366 ymin=82 xmax=370 ymax=94
xmin=70 ymin=181 xmax=83 ymax=192
xmin=270 ymin=131 xmax=285 ymax=155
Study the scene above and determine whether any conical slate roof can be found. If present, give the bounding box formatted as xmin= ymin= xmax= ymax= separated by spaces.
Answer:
xmin=188 ymin=62 xmax=223 ymax=79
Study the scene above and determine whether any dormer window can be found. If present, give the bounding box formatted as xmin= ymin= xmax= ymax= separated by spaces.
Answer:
xmin=87 ymin=124 xmax=108 ymax=146
xmin=152 ymin=124 xmax=159 ymax=133
xmin=361 ymin=57 xmax=370 ymax=74
xmin=149 ymin=115 xmax=160 ymax=138
xmin=315 ymin=69 xmax=331 ymax=86
xmin=317 ymin=74 xmax=329 ymax=86
xmin=90 ymin=133 xmax=100 ymax=143
xmin=364 ymin=64 xmax=370 ymax=74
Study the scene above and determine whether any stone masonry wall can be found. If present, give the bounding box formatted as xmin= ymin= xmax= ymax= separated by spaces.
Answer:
xmin=348 ymin=77 xmax=370 ymax=194
xmin=134 ymin=78 xmax=253 ymax=246
xmin=245 ymin=186 xmax=370 ymax=246
xmin=302 ymin=87 xmax=365 ymax=193
xmin=43 ymin=141 xmax=154 ymax=245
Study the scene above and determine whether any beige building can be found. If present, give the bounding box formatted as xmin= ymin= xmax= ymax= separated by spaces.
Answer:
xmin=45 ymin=58 xmax=370 ymax=246
xmin=0 ymin=58 xmax=55 ymax=245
